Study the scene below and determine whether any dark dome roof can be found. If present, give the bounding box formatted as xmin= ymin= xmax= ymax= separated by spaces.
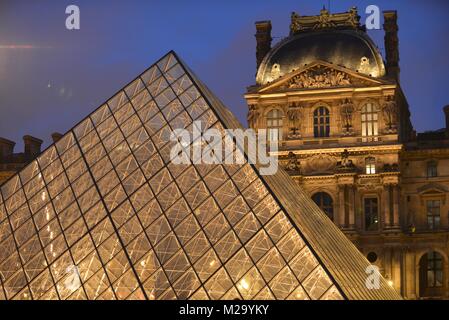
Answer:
xmin=256 ymin=29 xmax=385 ymax=85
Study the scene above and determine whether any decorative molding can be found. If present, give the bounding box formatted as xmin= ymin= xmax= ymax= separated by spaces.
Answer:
xmin=284 ymin=152 xmax=302 ymax=176
xmin=272 ymin=144 xmax=403 ymax=157
xmin=290 ymin=7 xmax=361 ymax=34
xmin=281 ymin=65 xmax=352 ymax=89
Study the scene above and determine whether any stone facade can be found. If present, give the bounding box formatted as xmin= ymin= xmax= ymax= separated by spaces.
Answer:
xmin=0 ymin=136 xmax=43 ymax=185
xmin=245 ymin=8 xmax=449 ymax=299
xmin=0 ymin=133 xmax=62 ymax=185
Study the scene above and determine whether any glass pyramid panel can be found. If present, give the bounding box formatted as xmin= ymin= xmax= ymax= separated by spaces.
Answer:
xmin=0 ymin=52 xmax=400 ymax=300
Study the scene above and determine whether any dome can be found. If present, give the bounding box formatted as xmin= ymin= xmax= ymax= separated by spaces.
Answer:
xmin=256 ymin=29 xmax=386 ymax=85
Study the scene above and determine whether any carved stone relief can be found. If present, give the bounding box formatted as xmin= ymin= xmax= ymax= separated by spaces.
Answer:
xmin=285 ymin=152 xmax=301 ymax=174
xmin=340 ymin=99 xmax=355 ymax=135
xmin=382 ymin=96 xmax=399 ymax=133
xmin=287 ymin=102 xmax=302 ymax=138
xmin=283 ymin=66 xmax=352 ymax=89
xmin=247 ymin=104 xmax=259 ymax=129
xmin=302 ymin=154 xmax=338 ymax=175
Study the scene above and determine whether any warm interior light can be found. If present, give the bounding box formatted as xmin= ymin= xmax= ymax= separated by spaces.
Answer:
xmin=239 ymin=279 xmax=249 ymax=290
xmin=45 ymin=207 xmax=50 ymax=221
xmin=388 ymin=280 xmax=394 ymax=287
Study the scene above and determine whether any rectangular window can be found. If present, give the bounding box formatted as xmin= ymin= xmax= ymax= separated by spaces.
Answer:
xmin=361 ymin=103 xmax=378 ymax=142
xmin=427 ymin=162 xmax=437 ymax=178
xmin=364 ymin=198 xmax=379 ymax=231
xmin=268 ymin=128 xmax=279 ymax=142
xmin=426 ymin=200 xmax=440 ymax=230
xmin=366 ymin=164 xmax=376 ymax=174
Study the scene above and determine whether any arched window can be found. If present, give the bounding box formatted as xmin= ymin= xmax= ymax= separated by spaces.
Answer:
xmin=420 ymin=251 xmax=444 ymax=294
xmin=365 ymin=157 xmax=376 ymax=174
xmin=312 ymin=192 xmax=334 ymax=221
xmin=313 ymin=107 xmax=330 ymax=138
xmin=427 ymin=160 xmax=438 ymax=178
xmin=361 ymin=103 xmax=378 ymax=141
xmin=267 ymin=109 xmax=283 ymax=142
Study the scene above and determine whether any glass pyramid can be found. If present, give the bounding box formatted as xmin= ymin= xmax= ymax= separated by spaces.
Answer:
xmin=0 ymin=52 xmax=401 ymax=300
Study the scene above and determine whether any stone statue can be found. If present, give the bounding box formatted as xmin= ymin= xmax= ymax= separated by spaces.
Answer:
xmin=287 ymin=103 xmax=301 ymax=138
xmin=247 ymin=105 xmax=259 ymax=129
xmin=290 ymin=12 xmax=301 ymax=34
xmin=317 ymin=8 xmax=333 ymax=29
xmin=347 ymin=6 xmax=360 ymax=27
xmin=336 ymin=149 xmax=355 ymax=171
xmin=285 ymin=152 xmax=301 ymax=173
xmin=271 ymin=63 xmax=281 ymax=80
xmin=340 ymin=99 xmax=355 ymax=134
xmin=382 ymin=96 xmax=399 ymax=131
xmin=358 ymin=56 xmax=371 ymax=74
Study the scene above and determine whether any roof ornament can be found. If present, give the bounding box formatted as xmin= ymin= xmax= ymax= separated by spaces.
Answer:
xmin=290 ymin=6 xmax=361 ymax=34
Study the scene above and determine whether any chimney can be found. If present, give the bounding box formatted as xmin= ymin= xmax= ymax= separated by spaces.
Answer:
xmin=0 ymin=137 xmax=15 ymax=161
xmin=383 ymin=11 xmax=400 ymax=81
xmin=23 ymin=135 xmax=43 ymax=159
xmin=444 ymin=105 xmax=449 ymax=137
xmin=51 ymin=132 xmax=63 ymax=143
xmin=255 ymin=20 xmax=272 ymax=71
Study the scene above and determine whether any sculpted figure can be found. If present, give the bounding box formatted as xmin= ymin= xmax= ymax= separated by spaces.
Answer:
xmin=290 ymin=12 xmax=301 ymax=34
xmin=382 ymin=96 xmax=399 ymax=130
xmin=247 ymin=105 xmax=259 ymax=129
xmin=287 ymin=103 xmax=301 ymax=136
xmin=285 ymin=152 xmax=301 ymax=172
xmin=340 ymin=99 xmax=354 ymax=132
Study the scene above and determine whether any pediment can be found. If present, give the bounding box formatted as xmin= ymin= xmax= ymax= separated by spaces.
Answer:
xmin=258 ymin=61 xmax=390 ymax=93
xmin=417 ymin=183 xmax=449 ymax=194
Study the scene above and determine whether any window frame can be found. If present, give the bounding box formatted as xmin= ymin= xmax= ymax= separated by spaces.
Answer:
xmin=365 ymin=157 xmax=376 ymax=175
xmin=313 ymin=106 xmax=330 ymax=138
xmin=427 ymin=161 xmax=438 ymax=178
xmin=425 ymin=251 xmax=444 ymax=288
xmin=312 ymin=192 xmax=334 ymax=221
xmin=361 ymin=103 xmax=379 ymax=141
xmin=364 ymin=197 xmax=379 ymax=231
xmin=266 ymin=109 xmax=283 ymax=142
xmin=426 ymin=199 xmax=441 ymax=230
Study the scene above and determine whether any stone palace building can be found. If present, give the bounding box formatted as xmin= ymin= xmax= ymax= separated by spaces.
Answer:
xmin=245 ymin=7 xmax=449 ymax=299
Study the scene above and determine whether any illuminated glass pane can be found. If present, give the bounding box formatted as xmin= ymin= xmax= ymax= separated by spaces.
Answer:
xmin=204 ymin=268 xmax=232 ymax=300
xmin=214 ymin=230 xmax=241 ymax=262
xmin=237 ymin=267 xmax=266 ymax=299
xmin=302 ymin=266 xmax=333 ymax=299
xmin=269 ymin=266 xmax=298 ymax=299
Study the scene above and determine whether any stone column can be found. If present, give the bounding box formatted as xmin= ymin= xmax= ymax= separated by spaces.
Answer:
xmin=354 ymin=189 xmax=362 ymax=231
xmin=392 ymin=249 xmax=402 ymax=292
xmin=255 ymin=21 xmax=272 ymax=70
xmin=348 ymin=185 xmax=355 ymax=230
xmin=403 ymin=250 xmax=417 ymax=299
xmin=383 ymin=185 xmax=391 ymax=229
xmin=338 ymin=185 xmax=346 ymax=228
xmin=392 ymin=184 xmax=400 ymax=228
